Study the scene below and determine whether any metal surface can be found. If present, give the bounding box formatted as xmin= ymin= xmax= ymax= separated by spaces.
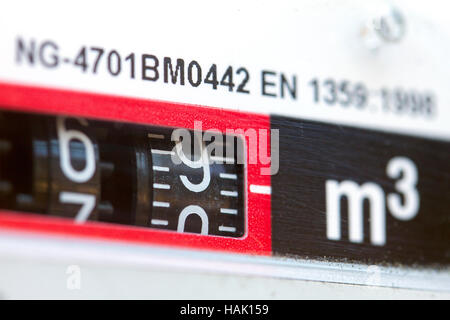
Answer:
xmin=0 ymin=230 xmax=448 ymax=296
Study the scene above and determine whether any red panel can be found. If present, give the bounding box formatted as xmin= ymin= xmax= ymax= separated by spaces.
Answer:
xmin=0 ymin=82 xmax=272 ymax=255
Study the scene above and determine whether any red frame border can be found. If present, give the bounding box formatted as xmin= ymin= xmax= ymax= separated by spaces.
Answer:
xmin=0 ymin=82 xmax=271 ymax=255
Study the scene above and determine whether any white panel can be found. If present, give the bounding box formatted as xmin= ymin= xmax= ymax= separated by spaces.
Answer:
xmin=0 ymin=1 xmax=449 ymax=140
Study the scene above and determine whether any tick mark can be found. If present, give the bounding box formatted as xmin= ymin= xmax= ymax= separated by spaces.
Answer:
xmin=151 ymin=149 xmax=175 ymax=155
xmin=219 ymin=226 xmax=236 ymax=232
xmin=153 ymin=201 xmax=170 ymax=208
xmin=210 ymin=156 xmax=235 ymax=164
xmin=151 ymin=219 xmax=169 ymax=226
xmin=220 ymin=208 xmax=237 ymax=215
xmin=148 ymin=133 xmax=165 ymax=139
xmin=153 ymin=166 xmax=169 ymax=172
xmin=219 ymin=173 xmax=237 ymax=180
xmin=220 ymin=190 xmax=238 ymax=197
xmin=153 ymin=183 xmax=170 ymax=190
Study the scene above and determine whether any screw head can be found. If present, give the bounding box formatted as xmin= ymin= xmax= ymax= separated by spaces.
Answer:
xmin=361 ymin=4 xmax=406 ymax=50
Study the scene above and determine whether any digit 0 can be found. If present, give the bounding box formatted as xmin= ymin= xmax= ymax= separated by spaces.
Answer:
xmin=57 ymin=117 xmax=97 ymax=223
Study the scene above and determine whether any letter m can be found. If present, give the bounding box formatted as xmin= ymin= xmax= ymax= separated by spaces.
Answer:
xmin=164 ymin=57 xmax=185 ymax=85
xmin=326 ymin=180 xmax=386 ymax=246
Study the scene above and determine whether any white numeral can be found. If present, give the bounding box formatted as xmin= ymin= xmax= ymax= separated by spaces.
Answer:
xmin=57 ymin=117 xmax=97 ymax=223
xmin=175 ymin=137 xmax=211 ymax=192
xmin=386 ymin=157 xmax=419 ymax=220
xmin=57 ymin=117 xmax=95 ymax=183
xmin=177 ymin=205 xmax=209 ymax=235
xmin=59 ymin=192 xmax=96 ymax=223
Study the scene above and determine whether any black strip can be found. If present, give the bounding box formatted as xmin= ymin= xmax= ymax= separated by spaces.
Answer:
xmin=271 ymin=115 xmax=450 ymax=266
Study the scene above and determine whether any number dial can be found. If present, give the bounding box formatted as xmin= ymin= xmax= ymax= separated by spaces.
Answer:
xmin=0 ymin=110 xmax=246 ymax=238
xmin=149 ymin=127 xmax=245 ymax=237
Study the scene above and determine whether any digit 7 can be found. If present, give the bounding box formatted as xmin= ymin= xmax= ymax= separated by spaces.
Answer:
xmin=90 ymin=47 xmax=105 ymax=74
